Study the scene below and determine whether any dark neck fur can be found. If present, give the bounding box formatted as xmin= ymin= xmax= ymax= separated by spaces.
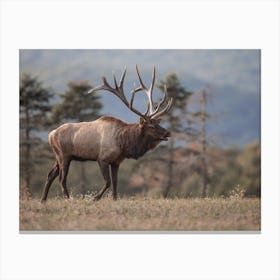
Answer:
xmin=117 ymin=124 xmax=156 ymax=159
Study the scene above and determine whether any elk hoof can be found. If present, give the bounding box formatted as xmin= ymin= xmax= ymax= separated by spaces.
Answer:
xmin=93 ymin=195 xmax=101 ymax=201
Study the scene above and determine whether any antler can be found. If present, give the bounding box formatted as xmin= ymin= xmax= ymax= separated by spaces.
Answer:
xmin=132 ymin=65 xmax=173 ymax=119
xmin=88 ymin=65 xmax=173 ymax=120
xmin=150 ymin=84 xmax=173 ymax=119
xmin=131 ymin=65 xmax=156 ymax=114
xmin=88 ymin=67 xmax=149 ymax=120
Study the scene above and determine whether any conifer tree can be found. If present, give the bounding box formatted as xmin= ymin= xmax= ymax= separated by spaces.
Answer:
xmin=52 ymin=81 xmax=102 ymax=124
xmin=20 ymin=73 xmax=54 ymax=198
xmin=157 ymin=73 xmax=193 ymax=198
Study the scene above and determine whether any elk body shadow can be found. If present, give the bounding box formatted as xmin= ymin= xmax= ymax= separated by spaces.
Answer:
xmin=41 ymin=65 xmax=173 ymax=202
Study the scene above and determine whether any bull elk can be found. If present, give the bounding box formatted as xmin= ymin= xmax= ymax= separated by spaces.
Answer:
xmin=41 ymin=65 xmax=173 ymax=202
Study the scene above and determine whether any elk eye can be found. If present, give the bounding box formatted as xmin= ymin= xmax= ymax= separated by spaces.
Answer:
xmin=147 ymin=124 xmax=155 ymax=128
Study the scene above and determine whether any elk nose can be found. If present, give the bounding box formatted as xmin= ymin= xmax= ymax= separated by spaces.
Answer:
xmin=165 ymin=131 xmax=171 ymax=137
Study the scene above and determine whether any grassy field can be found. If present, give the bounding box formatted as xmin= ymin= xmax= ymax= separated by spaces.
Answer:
xmin=20 ymin=197 xmax=261 ymax=231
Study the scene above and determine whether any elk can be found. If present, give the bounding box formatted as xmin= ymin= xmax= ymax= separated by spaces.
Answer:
xmin=41 ymin=65 xmax=173 ymax=202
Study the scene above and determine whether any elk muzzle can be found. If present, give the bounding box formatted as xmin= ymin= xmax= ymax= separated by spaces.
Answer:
xmin=161 ymin=130 xmax=171 ymax=141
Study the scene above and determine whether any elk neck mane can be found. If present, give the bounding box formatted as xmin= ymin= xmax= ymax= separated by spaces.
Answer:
xmin=108 ymin=118 xmax=157 ymax=159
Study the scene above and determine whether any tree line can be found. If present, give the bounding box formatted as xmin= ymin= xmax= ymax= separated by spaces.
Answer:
xmin=20 ymin=72 xmax=261 ymax=199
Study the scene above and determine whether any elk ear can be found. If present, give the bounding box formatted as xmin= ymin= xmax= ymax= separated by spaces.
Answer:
xmin=155 ymin=118 xmax=162 ymax=123
xmin=139 ymin=117 xmax=146 ymax=126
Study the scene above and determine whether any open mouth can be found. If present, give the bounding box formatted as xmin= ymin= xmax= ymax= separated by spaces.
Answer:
xmin=153 ymin=137 xmax=169 ymax=142
xmin=160 ymin=132 xmax=171 ymax=141
xmin=158 ymin=135 xmax=170 ymax=141
xmin=155 ymin=132 xmax=170 ymax=142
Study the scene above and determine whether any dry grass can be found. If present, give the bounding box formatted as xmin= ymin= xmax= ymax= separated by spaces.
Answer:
xmin=20 ymin=197 xmax=261 ymax=231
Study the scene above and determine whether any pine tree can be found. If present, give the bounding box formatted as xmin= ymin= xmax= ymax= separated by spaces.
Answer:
xmin=20 ymin=73 xmax=54 ymax=198
xmin=157 ymin=73 xmax=193 ymax=198
xmin=52 ymin=81 xmax=102 ymax=124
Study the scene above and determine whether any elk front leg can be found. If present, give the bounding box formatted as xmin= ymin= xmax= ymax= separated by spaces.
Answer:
xmin=94 ymin=161 xmax=111 ymax=201
xmin=110 ymin=163 xmax=119 ymax=200
xmin=59 ymin=159 xmax=71 ymax=199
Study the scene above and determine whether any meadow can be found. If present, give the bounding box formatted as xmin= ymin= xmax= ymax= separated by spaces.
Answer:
xmin=20 ymin=197 xmax=261 ymax=231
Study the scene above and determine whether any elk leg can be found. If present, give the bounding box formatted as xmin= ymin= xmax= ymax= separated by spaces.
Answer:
xmin=59 ymin=159 xmax=71 ymax=199
xmin=93 ymin=162 xmax=111 ymax=201
xmin=41 ymin=162 xmax=59 ymax=202
xmin=110 ymin=163 xmax=119 ymax=200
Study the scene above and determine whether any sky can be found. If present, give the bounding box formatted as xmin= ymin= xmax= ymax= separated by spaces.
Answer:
xmin=19 ymin=49 xmax=260 ymax=95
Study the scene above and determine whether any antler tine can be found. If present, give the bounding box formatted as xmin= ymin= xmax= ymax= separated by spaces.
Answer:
xmin=135 ymin=65 xmax=147 ymax=90
xmin=119 ymin=66 xmax=127 ymax=89
xmin=113 ymin=71 xmax=118 ymax=88
xmin=89 ymin=66 xmax=148 ymax=120
xmin=129 ymin=89 xmax=136 ymax=110
xmin=149 ymin=66 xmax=156 ymax=99
xmin=102 ymin=76 xmax=112 ymax=90
xmin=89 ymin=67 xmax=129 ymax=105
xmin=135 ymin=65 xmax=156 ymax=114
xmin=150 ymin=84 xmax=168 ymax=117
xmin=88 ymin=85 xmax=102 ymax=94
xmin=143 ymin=102 xmax=150 ymax=117
xmin=112 ymin=68 xmax=126 ymax=89
xmin=87 ymin=78 xmax=111 ymax=94
xmin=112 ymin=67 xmax=129 ymax=105
xmin=151 ymin=97 xmax=173 ymax=119
xmin=129 ymin=89 xmax=150 ymax=120
xmin=129 ymin=83 xmax=150 ymax=120
xmin=150 ymin=84 xmax=173 ymax=119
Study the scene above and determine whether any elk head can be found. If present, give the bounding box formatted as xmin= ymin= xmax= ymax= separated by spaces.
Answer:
xmin=88 ymin=65 xmax=173 ymax=142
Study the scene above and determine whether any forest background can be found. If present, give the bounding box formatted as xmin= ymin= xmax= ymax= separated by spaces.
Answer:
xmin=19 ymin=49 xmax=261 ymax=200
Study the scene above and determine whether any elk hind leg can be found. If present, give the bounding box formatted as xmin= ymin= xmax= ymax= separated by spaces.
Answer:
xmin=93 ymin=162 xmax=111 ymax=201
xmin=41 ymin=161 xmax=59 ymax=202
xmin=59 ymin=159 xmax=71 ymax=199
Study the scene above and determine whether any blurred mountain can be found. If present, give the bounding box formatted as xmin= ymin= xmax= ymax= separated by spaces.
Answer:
xmin=204 ymin=85 xmax=260 ymax=147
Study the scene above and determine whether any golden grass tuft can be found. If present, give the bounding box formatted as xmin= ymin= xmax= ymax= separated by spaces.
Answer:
xmin=20 ymin=197 xmax=261 ymax=231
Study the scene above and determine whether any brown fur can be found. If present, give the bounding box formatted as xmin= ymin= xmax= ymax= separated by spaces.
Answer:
xmin=41 ymin=116 xmax=170 ymax=202
xmin=117 ymin=124 xmax=160 ymax=159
